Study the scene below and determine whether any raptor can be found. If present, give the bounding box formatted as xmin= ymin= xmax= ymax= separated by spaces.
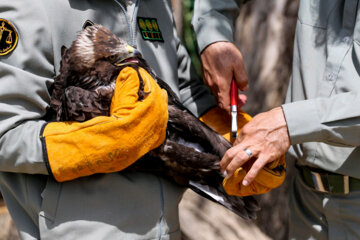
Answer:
xmin=50 ymin=24 xmax=259 ymax=220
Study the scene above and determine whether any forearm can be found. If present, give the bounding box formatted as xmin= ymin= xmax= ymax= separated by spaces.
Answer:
xmin=0 ymin=64 xmax=52 ymax=175
xmin=0 ymin=121 xmax=49 ymax=174
xmin=282 ymin=92 xmax=360 ymax=147
xmin=192 ymin=0 xmax=242 ymax=53
xmin=0 ymin=1 xmax=55 ymax=174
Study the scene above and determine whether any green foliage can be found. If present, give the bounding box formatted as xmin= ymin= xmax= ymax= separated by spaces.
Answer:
xmin=182 ymin=0 xmax=202 ymax=76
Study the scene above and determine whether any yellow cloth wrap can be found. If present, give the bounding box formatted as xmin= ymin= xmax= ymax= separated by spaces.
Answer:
xmin=200 ymin=107 xmax=286 ymax=196
xmin=42 ymin=67 xmax=168 ymax=182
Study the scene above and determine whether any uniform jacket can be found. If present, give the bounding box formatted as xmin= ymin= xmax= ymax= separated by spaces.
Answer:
xmin=0 ymin=0 xmax=241 ymax=239
xmin=282 ymin=0 xmax=360 ymax=177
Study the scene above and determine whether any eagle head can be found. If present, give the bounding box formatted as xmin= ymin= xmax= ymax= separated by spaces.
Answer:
xmin=68 ymin=24 xmax=141 ymax=72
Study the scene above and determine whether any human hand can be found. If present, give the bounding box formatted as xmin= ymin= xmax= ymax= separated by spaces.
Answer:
xmin=220 ymin=107 xmax=290 ymax=186
xmin=200 ymin=41 xmax=248 ymax=113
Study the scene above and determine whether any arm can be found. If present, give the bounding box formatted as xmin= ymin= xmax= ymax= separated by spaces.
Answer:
xmin=283 ymin=92 xmax=360 ymax=146
xmin=0 ymin=3 xmax=168 ymax=182
xmin=192 ymin=0 xmax=242 ymax=53
xmin=0 ymin=2 xmax=53 ymax=174
xmin=221 ymin=92 xmax=360 ymax=185
xmin=192 ymin=0 xmax=249 ymax=112
xmin=42 ymin=68 xmax=168 ymax=181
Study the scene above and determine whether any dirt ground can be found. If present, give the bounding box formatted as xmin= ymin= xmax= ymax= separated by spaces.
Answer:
xmin=0 ymin=201 xmax=19 ymax=240
xmin=180 ymin=190 xmax=271 ymax=240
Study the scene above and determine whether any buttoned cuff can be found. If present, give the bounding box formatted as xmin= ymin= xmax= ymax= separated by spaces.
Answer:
xmin=282 ymin=100 xmax=324 ymax=145
xmin=192 ymin=11 xmax=235 ymax=53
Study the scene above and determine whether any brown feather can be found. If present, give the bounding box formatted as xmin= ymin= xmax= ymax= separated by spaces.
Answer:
xmin=50 ymin=24 xmax=259 ymax=220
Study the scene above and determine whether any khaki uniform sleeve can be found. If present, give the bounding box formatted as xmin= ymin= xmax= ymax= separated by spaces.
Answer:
xmin=282 ymin=92 xmax=360 ymax=147
xmin=192 ymin=0 xmax=242 ymax=53
xmin=0 ymin=1 xmax=53 ymax=174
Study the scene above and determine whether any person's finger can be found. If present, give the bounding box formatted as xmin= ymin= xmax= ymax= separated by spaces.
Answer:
xmin=206 ymin=78 xmax=231 ymax=113
xmin=238 ymin=93 xmax=247 ymax=108
xmin=221 ymin=145 xmax=256 ymax=177
xmin=242 ymin=155 xmax=269 ymax=186
xmin=233 ymin=58 xmax=248 ymax=91
xmin=201 ymin=69 xmax=217 ymax=93
xmin=220 ymin=144 xmax=248 ymax=172
xmin=217 ymin=83 xmax=231 ymax=113
xmin=220 ymin=146 xmax=238 ymax=172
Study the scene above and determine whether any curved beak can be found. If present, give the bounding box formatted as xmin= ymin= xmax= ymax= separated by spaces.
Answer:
xmin=131 ymin=48 xmax=142 ymax=58
xmin=126 ymin=45 xmax=142 ymax=58
xmin=114 ymin=46 xmax=142 ymax=67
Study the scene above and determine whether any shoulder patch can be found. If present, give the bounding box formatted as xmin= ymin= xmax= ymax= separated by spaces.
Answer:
xmin=82 ymin=20 xmax=94 ymax=30
xmin=137 ymin=17 xmax=163 ymax=42
xmin=0 ymin=19 xmax=18 ymax=56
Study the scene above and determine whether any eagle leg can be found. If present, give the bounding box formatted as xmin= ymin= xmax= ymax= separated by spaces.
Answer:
xmin=149 ymin=138 xmax=222 ymax=179
xmin=133 ymin=66 xmax=150 ymax=101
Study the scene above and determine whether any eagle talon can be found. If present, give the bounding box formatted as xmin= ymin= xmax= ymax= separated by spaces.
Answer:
xmin=138 ymin=91 xmax=151 ymax=101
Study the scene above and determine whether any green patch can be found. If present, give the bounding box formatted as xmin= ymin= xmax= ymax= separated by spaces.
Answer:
xmin=137 ymin=17 xmax=163 ymax=42
xmin=0 ymin=19 xmax=18 ymax=56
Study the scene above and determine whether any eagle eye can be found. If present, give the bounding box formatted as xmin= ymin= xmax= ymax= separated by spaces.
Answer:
xmin=108 ymin=55 xmax=116 ymax=61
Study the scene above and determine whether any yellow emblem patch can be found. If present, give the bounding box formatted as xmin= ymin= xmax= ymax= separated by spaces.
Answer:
xmin=0 ymin=19 xmax=18 ymax=56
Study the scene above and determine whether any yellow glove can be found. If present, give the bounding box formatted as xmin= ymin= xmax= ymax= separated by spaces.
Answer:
xmin=41 ymin=67 xmax=168 ymax=182
xmin=200 ymin=107 xmax=286 ymax=196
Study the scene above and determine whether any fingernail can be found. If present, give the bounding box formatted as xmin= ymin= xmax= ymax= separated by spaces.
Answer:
xmin=242 ymin=179 xmax=249 ymax=186
xmin=222 ymin=170 xmax=228 ymax=178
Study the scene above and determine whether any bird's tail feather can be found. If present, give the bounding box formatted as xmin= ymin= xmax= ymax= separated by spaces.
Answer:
xmin=189 ymin=181 xmax=260 ymax=220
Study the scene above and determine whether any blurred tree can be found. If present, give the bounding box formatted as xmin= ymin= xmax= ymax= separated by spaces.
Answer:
xmin=182 ymin=0 xmax=202 ymax=76
xmin=238 ymin=0 xmax=299 ymax=116
xmin=236 ymin=2 xmax=299 ymax=238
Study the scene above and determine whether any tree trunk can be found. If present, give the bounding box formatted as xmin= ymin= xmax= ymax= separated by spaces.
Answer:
xmin=236 ymin=1 xmax=299 ymax=239
xmin=238 ymin=0 xmax=299 ymax=116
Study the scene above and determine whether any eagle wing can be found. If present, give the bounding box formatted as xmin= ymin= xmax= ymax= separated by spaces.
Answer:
xmin=62 ymin=86 xmax=112 ymax=122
